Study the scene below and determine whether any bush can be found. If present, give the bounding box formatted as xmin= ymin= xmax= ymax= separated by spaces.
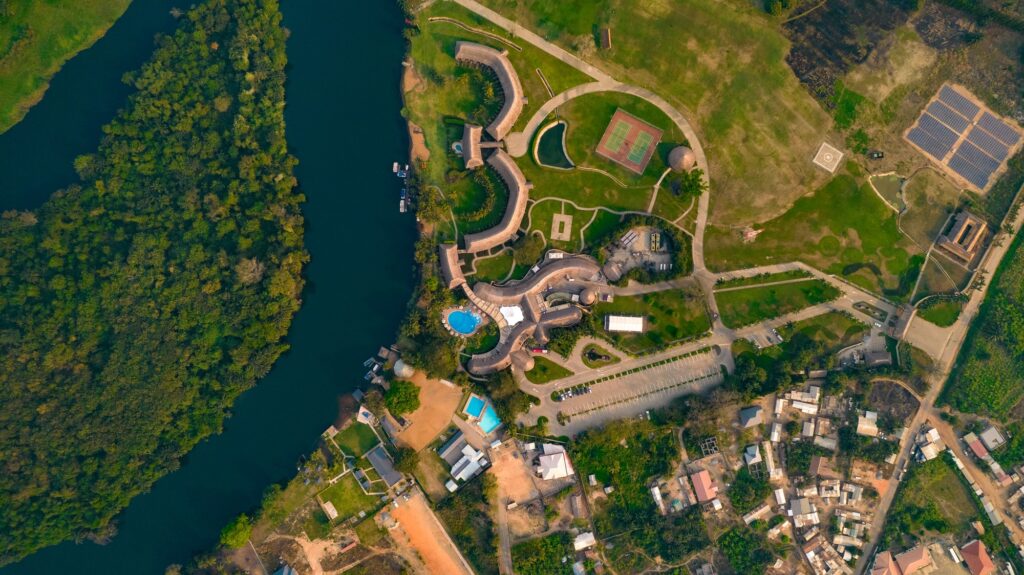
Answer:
xmin=219 ymin=514 xmax=252 ymax=549
xmin=385 ymin=379 xmax=421 ymax=416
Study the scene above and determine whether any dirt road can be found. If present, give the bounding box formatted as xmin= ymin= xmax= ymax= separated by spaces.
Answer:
xmin=390 ymin=489 xmax=474 ymax=575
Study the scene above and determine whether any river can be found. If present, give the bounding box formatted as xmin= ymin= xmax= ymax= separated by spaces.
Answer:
xmin=1 ymin=1 xmax=413 ymax=573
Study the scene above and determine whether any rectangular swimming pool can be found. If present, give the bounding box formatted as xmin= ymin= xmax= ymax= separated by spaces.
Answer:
xmin=464 ymin=395 xmax=485 ymax=418
xmin=478 ymin=405 xmax=501 ymax=434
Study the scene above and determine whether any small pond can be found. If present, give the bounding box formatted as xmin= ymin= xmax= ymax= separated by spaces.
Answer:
xmin=535 ymin=121 xmax=573 ymax=169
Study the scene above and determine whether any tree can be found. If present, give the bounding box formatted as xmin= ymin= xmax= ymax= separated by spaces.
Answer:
xmin=394 ymin=447 xmax=420 ymax=474
xmin=219 ymin=514 xmax=252 ymax=549
xmin=385 ymin=379 xmax=421 ymax=416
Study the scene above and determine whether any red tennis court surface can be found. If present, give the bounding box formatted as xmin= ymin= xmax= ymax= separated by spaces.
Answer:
xmin=595 ymin=108 xmax=663 ymax=175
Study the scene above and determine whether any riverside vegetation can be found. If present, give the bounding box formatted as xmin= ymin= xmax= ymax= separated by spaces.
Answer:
xmin=0 ymin=0 xmax=305 ymax=564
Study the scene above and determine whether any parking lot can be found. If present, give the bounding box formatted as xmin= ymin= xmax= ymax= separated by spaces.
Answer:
xmin=550 ymin=350 xmax=724 ymax=434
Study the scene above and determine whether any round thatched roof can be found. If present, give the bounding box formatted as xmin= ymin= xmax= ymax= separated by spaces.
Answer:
xmin=511 ymin=350 xmax=535 ymax=372
xmin=579 ymin=288 xmax=597 ymax=306
xmin=668 ymin=146 xmax=696 ymax=172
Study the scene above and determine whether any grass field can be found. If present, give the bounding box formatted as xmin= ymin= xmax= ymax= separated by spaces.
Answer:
xmin=319 ymin=474 xmax=379 ymax=523
xmin=706 ymin=174 xmax=922 ymax=300
xmin=333 ymin=423 xmax=380 ymax=457
xmin=779 ymin=312 xmax=868 ymax=354
xmin=917 ymin=299 xmax=963 ymax=327
xmin=882 ymin=457 xmax=975 ymax=549
xmin=472 ymin=250 xmax=515 ymax=282
xmin=524 ymin=356 xmax=574 ymax=384
xmin=594 ymin=289 xmax=709 ymax=354
xmin=716 ymin=280 xmax=840 ymax=328
xmin=0 ymin=0 xmax=132 ymax=133
xmin=479 ymin=0 xmax=833 ymax=225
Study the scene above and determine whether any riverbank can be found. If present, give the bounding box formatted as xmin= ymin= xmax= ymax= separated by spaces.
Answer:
xmin=0 ymin=0 xmax=132 ymax=133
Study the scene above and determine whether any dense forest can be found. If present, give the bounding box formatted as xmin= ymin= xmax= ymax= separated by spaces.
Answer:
xmin=0 ymin=0 xmax=305 ymax=564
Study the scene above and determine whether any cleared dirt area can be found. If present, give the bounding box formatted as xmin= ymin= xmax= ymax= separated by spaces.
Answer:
xmin=846 ymin=25 xmax=937 ymax=102
xmin=390 ymin=490 xmax=473 ymax=575
xmin=868 ymin=379 xmax=921 ymax=422
xmin=491 ymin=445 xmax=541 ymax=503
xmin=393 ymin=372 xmax=462 ymax=451
xmin=507 ymin=500 xmax=547 ymax=539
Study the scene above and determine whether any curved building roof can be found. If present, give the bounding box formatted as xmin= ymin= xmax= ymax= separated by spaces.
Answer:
xmin=463 ymin=150 xmax=531 ymax=253
xmin=473 ymin=257 xmax=601 ymax=305
xmin=462 ymin=124 xmax=483 ymax=169
xmin=468 ymin=320 xmax=537 ymax=375
xmin=438 ymin=243 xmax=466 ymax=289
xmin=668 ymin=146 xmax=696 ymax=172
xmin=454 ymin=41 xmax=525 ymax=141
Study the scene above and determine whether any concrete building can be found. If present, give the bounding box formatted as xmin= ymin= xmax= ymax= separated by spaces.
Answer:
xmin=857 ymin=412 xmax=879 ymax=437
xmin=961 ymin=540 xmax=995 ymax=575
xmin=536 ymin=443 xmax=574 ymax=480
xmin=938 ymin=211 xmax=988 ymax=263
xmin=980 ymin=426 xmax=1006 ymax=451
xmin=740 ymin=406 xmax=764 ymax=428
xmin=605 ymin=314 xmax=644 ymax=333
xmin=691 ymin=470 xmax=717 ymax=503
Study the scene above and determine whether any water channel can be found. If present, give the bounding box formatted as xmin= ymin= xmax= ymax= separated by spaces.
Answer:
xmin=1 ymin=1 xmax=413 ymax=572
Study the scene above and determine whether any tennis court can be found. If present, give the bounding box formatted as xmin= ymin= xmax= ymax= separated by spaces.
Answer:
xmin=595 ymin=108 xmax=663 ymax=175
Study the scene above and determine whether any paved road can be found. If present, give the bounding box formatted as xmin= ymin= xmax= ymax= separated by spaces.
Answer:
xmin=854 ymin=200 xmax=1024 ymax=574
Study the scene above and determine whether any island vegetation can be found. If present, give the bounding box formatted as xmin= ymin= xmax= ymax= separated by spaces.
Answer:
xmin=0 ymin=0 xmax=133 ymax=133
xmin=0 ymin=0 xmax=304 ymax=564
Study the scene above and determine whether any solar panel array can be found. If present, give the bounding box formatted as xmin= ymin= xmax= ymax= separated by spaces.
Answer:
xmin=906 ymin=85 xmax=1022 ymax=190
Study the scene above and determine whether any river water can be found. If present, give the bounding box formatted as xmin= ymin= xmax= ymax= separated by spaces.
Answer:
xmin=2 ymin=1 xmax=413 ymax=573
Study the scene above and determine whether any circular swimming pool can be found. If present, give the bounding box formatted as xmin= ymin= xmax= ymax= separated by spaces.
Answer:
xmin=447 ymin=309 xmax=482 ymax=335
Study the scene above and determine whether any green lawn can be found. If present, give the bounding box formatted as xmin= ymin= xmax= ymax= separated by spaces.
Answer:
xmin=779 ymin=312 xmax=868 ymax=354
xmin=524 ymin=356 xmax=574 ymax=384
xmin=478 ymin=0 xmax=833 ymax=225
xmin=0 ymin=0 xmax=132 ymax=133
xmin=333 ymin=423 xmax=380 ymax=457
xmin=706 ymin=174 xmax=922 ymax=300
xmin=472 ymin=251 xmax=515 ymax=282
xmin=594 ymin=289 xmax=710 ymax=354
xmin=716 ymin=280 xmax=840 ymax=328
xmin=319 ymin=473 xmax=379 ymax=523
xmin=917 ymin=299 xmax=963 ymax=327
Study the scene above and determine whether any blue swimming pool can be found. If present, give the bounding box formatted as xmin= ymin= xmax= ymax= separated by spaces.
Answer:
xmin=478 ymin=405 xmax=501 ymax=434
xmin=464 ymin=395 xmax=485 ymax=418
xmin=448 ymin=309 xmax=482 ymax=335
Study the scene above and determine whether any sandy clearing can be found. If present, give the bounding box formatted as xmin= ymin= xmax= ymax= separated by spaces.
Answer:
xmin=491 ymin=445 xmax=540 ymax=503
xmin=391 ymin=490 xmax=474 ymax=575
xmin=394 ymin=372 xmax=462 ymax=451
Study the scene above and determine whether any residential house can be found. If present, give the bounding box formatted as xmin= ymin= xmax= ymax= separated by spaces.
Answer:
xmin=740 ymin=406 xmax=764 ymax=428
xmin=536 ymin=443 xmax=574 ymax=480
xmin=961 ymin=540 xmax=995 ymax=575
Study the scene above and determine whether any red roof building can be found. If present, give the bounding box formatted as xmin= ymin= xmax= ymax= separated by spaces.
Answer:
xmin=895 ymin=546 xmax=933 ymax=574
xmin=961 ymin=540 xmax=995 ymax=575
xmin=965 ymin=432 xmax=990 ymax=460
xmin=690 ymin=470 xmax=717 ymax=503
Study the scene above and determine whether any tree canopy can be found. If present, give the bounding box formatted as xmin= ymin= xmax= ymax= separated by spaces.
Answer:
xmin=0 ymin=0 xmax=304 ymax=564
xmin=384 ymin=379 xmax=421 ymax=416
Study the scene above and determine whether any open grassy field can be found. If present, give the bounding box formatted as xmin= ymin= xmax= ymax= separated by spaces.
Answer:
xmin=882 ymin=456 xmax=976 ymax=549
xmin=715 ymin=269 xmax=811 ymax=290
xmin=943 ymin=231 xmax=1024 ymax=422
xmin=779 ymin=312 xmax=868 ymax=354
xmin=524 ymin=356 xmax=574 ymax=384
xmin=0 ymin=0 xmax=132 ymax=133
xmin=716 ymin=280 xmax=840 ymax=328
xmin=471 ymin=250 xmax=515 ymax=282
xmin=479 ymin=0 xmax=834 ymax=225
xmin=593 ymin=288 xmax=709 ymax=354
xmin=333 ymin=423 xmax=380 ymax=457
xmin=706 ymin=173 xmax=923 ymax=300
xmin=319 ymin=473 xmax=378 ymax=522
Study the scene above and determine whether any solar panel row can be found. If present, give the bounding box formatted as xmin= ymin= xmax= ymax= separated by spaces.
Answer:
xmin=907 ymin=127 xmax=950 ymax=160
xmin=927 ymin=101 xmax=970 ymax=133
xmin=966 ymin=127 xmax=1009 ymax=161
xmin=958 ymin=141 xmax=1000 ymax=174
xmin=979 ymin=112 xmax=1021 ymax=146
xmin=918 ymin=114 xmax=959 ymax=151
xmin=939 ymin=85 xmax=980 ymax=120
xmin=948 ymin=154 xmax=991 ymax=189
